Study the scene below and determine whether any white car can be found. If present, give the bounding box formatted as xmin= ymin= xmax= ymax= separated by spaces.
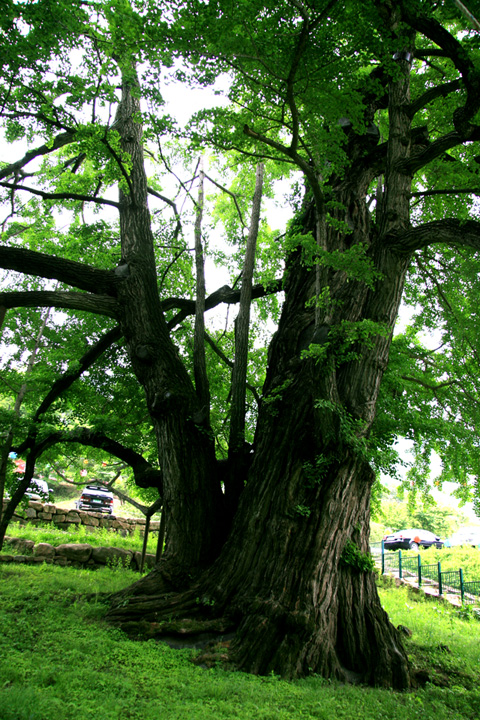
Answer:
xmin=445 ymin=527 xmax=480 ymax=548
xmin=25 ymin=478 xmax=51 ymax=501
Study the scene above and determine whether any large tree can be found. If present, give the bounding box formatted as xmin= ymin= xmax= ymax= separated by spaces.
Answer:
xmin=2 ymin=0 xmax=480 ymax=687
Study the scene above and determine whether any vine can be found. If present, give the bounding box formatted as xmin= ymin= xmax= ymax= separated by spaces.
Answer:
xmin=340 ymin=539 xmax=375 ymax=573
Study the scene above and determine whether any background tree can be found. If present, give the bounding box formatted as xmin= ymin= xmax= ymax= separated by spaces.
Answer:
xmin=3 ymin=0 xmax=480 ymax=688
xmin=370 ymin=488 xmax=472 ymax=540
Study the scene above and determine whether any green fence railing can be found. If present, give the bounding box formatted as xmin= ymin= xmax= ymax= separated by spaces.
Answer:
xmin=370 ymin=542 xmax=480 ymax=607
xmin=463 ymin=580 xmax=480 ymax=605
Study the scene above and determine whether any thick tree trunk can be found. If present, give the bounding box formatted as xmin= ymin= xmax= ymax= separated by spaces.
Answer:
xmin=107 ymin=194 xmax=412 ymax=685
xmin=107 ymin=26 xmax=414 ymax=686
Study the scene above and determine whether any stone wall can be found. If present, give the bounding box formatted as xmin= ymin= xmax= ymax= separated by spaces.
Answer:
xmin=2 ymin=499 xmax=161 ymax=537
xmin=0 ymin=536 xmax=157 ymax=572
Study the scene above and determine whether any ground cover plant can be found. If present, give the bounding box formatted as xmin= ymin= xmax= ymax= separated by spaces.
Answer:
xmin=0 ymin=564 xmax=479 ymax=720
xmin=3 ymin=521 xmax=158 ymax=554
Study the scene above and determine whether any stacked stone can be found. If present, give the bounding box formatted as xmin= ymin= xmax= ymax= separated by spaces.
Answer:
xmin=0 ymin=536 xmax=156 ymax=571
xmin=1 ymin=500 xmax=160 ymax=536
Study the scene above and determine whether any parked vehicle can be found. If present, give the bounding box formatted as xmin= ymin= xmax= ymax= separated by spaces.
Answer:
xmin=25 ymin=478 xmax=52 ymax=502
xmin=444 ymin=527 xmax=480 ymax=548
xmin=75 ymin=485 xmax=114 ymax=515
xmin=383 ymin=528 xmax=443 ymax=551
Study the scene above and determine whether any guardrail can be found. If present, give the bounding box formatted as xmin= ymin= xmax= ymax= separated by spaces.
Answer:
xmin=370 ymin=541 xmax=480 ymax=607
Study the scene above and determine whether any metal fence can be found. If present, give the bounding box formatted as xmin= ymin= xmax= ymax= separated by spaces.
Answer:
xmin=370 ymin=541 xmax=480 ymax=606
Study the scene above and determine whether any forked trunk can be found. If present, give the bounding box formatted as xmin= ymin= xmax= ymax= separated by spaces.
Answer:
xmin=107 ymin=39 xmax=414 ymax=685
xmin=108 ymin=209 xmax=412 ymax=685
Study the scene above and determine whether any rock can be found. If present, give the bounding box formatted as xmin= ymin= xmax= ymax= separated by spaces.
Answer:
xmin=53 ymin=515 xmax=66 ymax=523
xmin=0 ymin=555 xmax=16 ymax=562
xmin=66 ymin=511 xmax=81 ymax=524
xmin=91 ymin=546 xmax=133 ymax=567
xmin=133 ymin=551 xmax=157 ymax=570
xmin=4 ymin=538 xmax=35 ymax=553
xmin=28 ymin=501 xmax=44 ymax=511
xmin=34 ymin=543 xmax=55 ymax=559
xmin=25 ymin=556 xmax=48 ymax=564
xmin=38 ymin=512 xmax=53 ymax=521
xmin=24 ymin=507 xmax=37 ymax=519
xmin=43 ymin=503 xmax=56 ymax=513
xmin=55 ymin=543 xmax=93 ymax=563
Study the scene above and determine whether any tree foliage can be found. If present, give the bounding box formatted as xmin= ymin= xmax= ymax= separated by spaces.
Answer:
xmin=2 ymin=0 xmax=480 ymax=686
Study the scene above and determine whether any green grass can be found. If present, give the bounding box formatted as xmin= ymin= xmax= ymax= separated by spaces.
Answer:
xmin=4 ymin=521 xmax=158 ymax=554
xmin=421 ymin=546 xmax=480 ymax=576
xmin=383 ymin=546 xmax=480 ymax=582
xmin=0 ymin=564 xmax=479 ymax=720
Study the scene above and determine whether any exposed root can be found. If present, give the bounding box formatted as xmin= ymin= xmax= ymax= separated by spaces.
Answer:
xmin=107 ymin=553 xmax=201 ymax=612
xmin=105 ymin=558 xmax=411 ymax=687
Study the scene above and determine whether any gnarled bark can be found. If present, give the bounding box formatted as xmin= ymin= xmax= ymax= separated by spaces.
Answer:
xmin=107 ymin=176 xmax=412 ymax=685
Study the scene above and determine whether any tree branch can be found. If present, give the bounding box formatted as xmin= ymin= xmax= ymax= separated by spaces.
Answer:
xmin=0 ymin=245 xmax=119 ymax=295
xmin=229 ymin=162 xmax=264 ymax=454
xmin=204 ymin=331 xmax=260 ymax=404
xmin=284 ymin=11 xmax=310 ymax=154
xmin=408 ymin=79 xmax=462 ymax=119
xmin=32 ymin=326 xmax=123 ymax=425
xmin=203 ymin=173 xmax=246 ymax=229
xmin=147 ymin=186 xmax=180 ymax=213
xmin=164 ymin=278 xmax=283 ymax=329
xmin=401 ymin=130 xmax=480 ymax=174
xmin=0 ymin=131 xmax=76 ymax=181
xmin=193 ymin=159 xmax=210 ymax=418
xmin=400 ymin=1 xmax=480 ymax=137
xmin=390 ymin=218 xmax=480 ymax=253
xmin=400 ymin=2 xmax=474 ymax=79
xmin=400 ymin=375 xmax=458 ymax=391
xmin=17 ymin=428 xmax=162 ymax=492
xmin=0 ymin=290 xmax=119 ymax=318
xmin=411 ymin=188 xmax=480 ymax=200
xmin=0 ymin=181 xmax=120 ymax=209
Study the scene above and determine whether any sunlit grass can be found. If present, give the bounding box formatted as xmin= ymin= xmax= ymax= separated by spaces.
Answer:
xmin=4 ymin=521 xmax=158 ymax=554
xmin=0 ymin=564 xmax=479 ymax=720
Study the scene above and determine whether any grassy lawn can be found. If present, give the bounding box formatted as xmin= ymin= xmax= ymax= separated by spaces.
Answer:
xmin=0 ymin=564 xmax=479 ymax=720
xmin=4 ymin=521 xmax=158 ymax=554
